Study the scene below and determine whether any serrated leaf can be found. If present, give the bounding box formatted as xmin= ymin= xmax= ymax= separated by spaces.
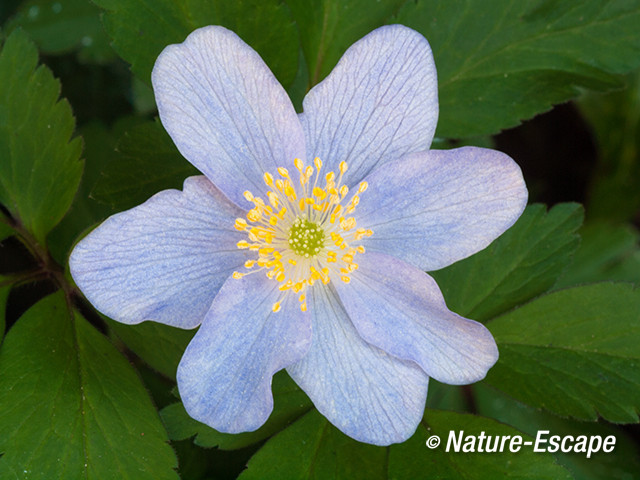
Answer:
xmin=240 ymin=409 xmax=570 ymax=479
xmin=395 ymin=0 xmax=640 ymax=137
xmin=92 ymin=0 xmax=298 ymax=86
xmin=47 ymin=117 xmax=147 ymax=264
xmin=6 ymin=0 xmax=114 ymax=63
xmin=161 ymin=370 xmax=313 ymax=450
xmin=475 ymin=383 xmax=640 ymax=480
xmin=286 ymin=0 xmax=407 ymax=86
xmin=555 ymin=222 xmax=640 ymax=288
xmin=91 ymin=120 xmax=199 ymax=212
xmin=431 ymin=203 xmax=583 ymax=322
xmin=487 ymin=283 xmax=640 ymax=422
xmin=0 ymin=29 xmax=83 ymax=245
xmin=48 ymin=122 xmax=120 ymax=263
xmin=108 ymin=319 xmax=194 ymax=380
xmin=48 ymin=117 xmax=148 ymax=263
xmin=0 ymin=292 xmax=179 ymax=479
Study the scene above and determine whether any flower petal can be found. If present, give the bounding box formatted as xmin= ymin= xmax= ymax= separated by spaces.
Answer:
xmin=335 ymin=251 xmax=498 ymax=385
xmin=300 ymin=24 xmax=438 ymax=186
xmin=152 ymin=26 xmax=305 ymax=206
xmin=70 ymin=176 xmax=246 ymax=329
xmin=287 ymin=284 xmax=428 ymax=446
xmin=177 ymin=273 xmax=311 ymax=433
xmin=358 ymin=146 xmax=528 ymax=271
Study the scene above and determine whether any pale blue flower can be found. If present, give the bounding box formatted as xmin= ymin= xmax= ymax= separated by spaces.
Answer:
xmin=70 ymin=25 xmax=527 ymax=446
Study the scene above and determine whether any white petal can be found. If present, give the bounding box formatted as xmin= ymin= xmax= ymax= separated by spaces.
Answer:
xmin=357 ymin=147 xmax=528 ymax=271
xmin=152 ymin=26 xmax=305 ymax=206
xmin=70 ymin=176 xmax=246 ymax=328
xmin=300 ymin=24 xmax=438 ymax=186
xmin=335 ymin=252 xmax=499 ymax=385
xmin=287 ymin=284 xmax=428 ymax=446
xmin=178 ymin=273 xmax=311 ymax=432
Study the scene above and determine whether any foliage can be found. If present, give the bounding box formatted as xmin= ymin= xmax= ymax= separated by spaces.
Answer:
xmin=1 ymin=1 xmax=640 ymax=478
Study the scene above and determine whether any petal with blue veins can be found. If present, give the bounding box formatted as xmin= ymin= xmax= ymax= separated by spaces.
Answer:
xmin=177 ymin=273 xmax=311 ymax=433
xmin=300 ymin=24 xmax=438 ymax=187
xmin=287 ymin=284 xmax=429 ymax=446
xmin=335 ymin=251 xmax=499 ymax=385
xmin=357 ymin=146 xmax=528 ymax=271
xmin=70 ymin=176 xmax=246 ymax=329
xmin=152 ymin=26 xmax=305 ymax=207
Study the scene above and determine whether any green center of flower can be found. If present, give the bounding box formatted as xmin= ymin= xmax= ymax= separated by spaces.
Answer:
xmin=288 ymin=217 xmax=325 ymax=257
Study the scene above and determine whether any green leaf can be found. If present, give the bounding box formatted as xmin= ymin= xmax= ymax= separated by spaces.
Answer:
xmin=286 ymin=0 xmax=407 ymax=86
xmin=396 ymin=0 xmax=640 ymax=137
xmin=579 ymin=70 xmax=640 ymax=222
xmin=603 ymin=250 xmax=640 ymax=285
xmin=475 ymin=383 xmax=640 ymax=480
xmin=92 ymin=0 xmax=298 ymax=86
xmin=425 ymin=380 xmax=467 ymax=412
xmin=47 ymin=117 xmax=146 ymax=263
xmin=390 ymin=410 xmax=572 ymax=480
xmin=0 ymin=292 xmax=179 ymax=479
xmin=0 ymin=279 xmax=10 ymax=343
xmin=487 ymin=283 xmax=640 ymax=422
xmin=555 ymin=222 xmax=640 ymax=288
xmin=0 ymin=219 xmax=16 ymax=243
xmin=0 ymin=29 xmax=83 ymax=245
xmin=241 ymin=409 xmax=571 ymax=479
xmin=108 ymin=319 xmax=194 ymax=380
xmin=431 ymin=203 xmax=583 ymax=322
xmin=91 ymin=120 xmax=199 ymax=212
xmin=162 ymin=371 xmax=313 ymax=450
xmin=6 ymin=0 xmax=114 ymax=63
xmin=47 ymin=122 xmax=120 ymax=263
xmin=240 ymin=410 xmax=388 ymax=480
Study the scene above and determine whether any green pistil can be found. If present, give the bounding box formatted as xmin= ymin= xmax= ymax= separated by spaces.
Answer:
xmin=288 ymin=217 xmax=325 ymax=257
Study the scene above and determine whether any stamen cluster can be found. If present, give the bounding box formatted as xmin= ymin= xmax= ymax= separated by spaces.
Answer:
xmin=232 ymin=158 xmax=373 ymax=312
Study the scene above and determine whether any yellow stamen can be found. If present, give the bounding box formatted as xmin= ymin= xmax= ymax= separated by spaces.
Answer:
xmin=233 ymin=158 xmax=372 ymax=312
xmin=278 ymin=167 xmax=289 ymax=178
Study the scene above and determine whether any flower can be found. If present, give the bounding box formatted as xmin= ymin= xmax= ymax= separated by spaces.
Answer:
xmin=69 ymin=25 xmax=527 ymax=446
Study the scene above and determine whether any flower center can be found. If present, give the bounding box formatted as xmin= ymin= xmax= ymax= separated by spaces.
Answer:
xmin=232 ymin=158 xmax=373 ymax=313
xmin=288 ymin=218 xmax=324 ymax=257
